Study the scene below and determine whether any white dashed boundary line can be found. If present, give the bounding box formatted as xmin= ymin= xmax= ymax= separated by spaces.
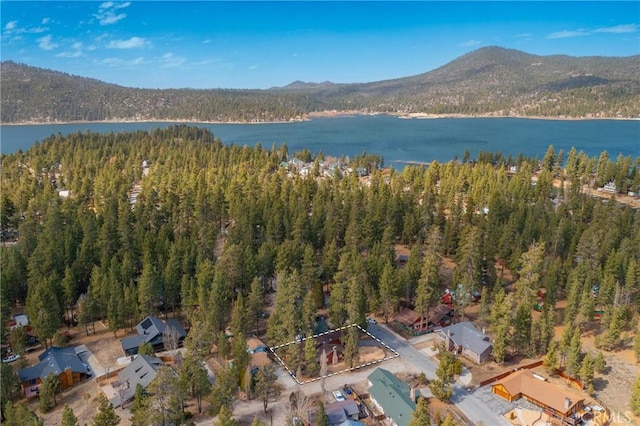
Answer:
xmin=269 ymin=323 xmax=400 ymax=385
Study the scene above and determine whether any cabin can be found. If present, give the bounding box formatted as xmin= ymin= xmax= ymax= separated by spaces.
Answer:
xmin=18 ymin=347 xmax=90 ymax=397
xmin=395 ymin=308 xmax=428 ymax=336
xmin=492 ymin=369 xmax=584 ymax=420
xmin=246 ymin=337 xmax=272 ymax=375
xmin=110 ymin=355 xmax=163 ymax=408
xmin=120 ymin=316 xmax=187 ymax=356
xmin=367 ymin=368 xmax=417 ymax=426
xmin=428 ymin=304 xmax=455 ymax=328
xmin=603 ymin=181 xmax=617 ymax=193
xmin=436 ymin=321 xmax=492 ymax=365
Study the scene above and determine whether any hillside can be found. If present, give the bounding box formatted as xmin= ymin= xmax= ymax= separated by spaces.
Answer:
xmin=2 ymin=46 xmax=639 ymax=123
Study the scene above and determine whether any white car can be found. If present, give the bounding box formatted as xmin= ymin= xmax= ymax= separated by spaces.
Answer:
xmin=2 ymin=354 xmax=20 ymax=363
xmin=333 ymin=390 xmax=345 ymax=401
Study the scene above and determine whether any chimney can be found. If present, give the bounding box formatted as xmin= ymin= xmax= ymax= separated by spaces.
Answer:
xmin=564 ymin=398 xmax=571 ymax=409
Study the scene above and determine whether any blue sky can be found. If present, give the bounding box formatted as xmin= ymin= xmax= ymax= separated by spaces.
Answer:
xmin=2 ymin=1 xmax=639 ymax=89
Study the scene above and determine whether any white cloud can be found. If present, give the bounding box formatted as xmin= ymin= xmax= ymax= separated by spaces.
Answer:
xmin=56 ymin=42 xmax=83 ymax=58
xmin=107 ymin=37 xmax=150 ymax=49
xmin=37 ymin=34 xmax=58 ymax=50
xmin=161 ymin=52 xmax=187 ymax=68
xmin=56 ymin=50 xmax=82 ymax=58
xmin=515 ymin=33 xmax=532 ymax=38
xmin=4 ymin=20 xmax=48 ymax=35
xmin=5 ymin=21 xmax=18 ymax=31
xmin=95 ymin=2 xmax=130 ymax=25
xmin=546 ymin=30 xmax=590 ymax=39
xmin=42 ymin=18 xmax=51 ymax=25
xmin=595 ymin=24 xmax=638 ymax=34
xmin=100 ymin=56 xmax=147 ymax=67
xmin=460 ymin=39 xmax=482 ymax=47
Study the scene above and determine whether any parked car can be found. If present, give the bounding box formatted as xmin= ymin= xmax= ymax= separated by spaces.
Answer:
xmin=333 ymin=390 xmax=345 ymax=401
xmin=366 ymin=317 xmax=377 ymax=324
xmin=2 ymin=354 xmax=20 ymax=363
xmin=343 ymin=385 xmax=353 ymax=395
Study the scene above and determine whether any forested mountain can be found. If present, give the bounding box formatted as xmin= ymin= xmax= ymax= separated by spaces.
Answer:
xmin=2 ymin=47 xmax=639 ymax=123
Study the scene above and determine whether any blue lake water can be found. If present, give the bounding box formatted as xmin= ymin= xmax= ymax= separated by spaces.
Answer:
xmin=1 ymin=116 xmax=638 ymax=165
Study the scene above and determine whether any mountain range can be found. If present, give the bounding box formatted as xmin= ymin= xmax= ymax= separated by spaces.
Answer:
xmin=2 ymin=46 xmax=639 ymax=123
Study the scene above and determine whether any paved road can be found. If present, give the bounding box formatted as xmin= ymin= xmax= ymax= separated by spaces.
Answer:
xmin=367 ymin=323 xmax=510 ymax=426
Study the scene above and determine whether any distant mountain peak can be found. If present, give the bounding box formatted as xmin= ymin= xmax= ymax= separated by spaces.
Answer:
xmin=279 ymin=80 xmax=337 ymax=90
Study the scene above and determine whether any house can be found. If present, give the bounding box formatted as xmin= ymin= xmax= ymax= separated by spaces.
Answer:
xmin=436 ymin=321 xmax=492 ymax=364
xmin=110 ymin=355 xmax=163 ymax=407
xmin=325 ymin=400 xmax=361 ymax=426
xmin=603 ymin=181 xmax=617 ymax=193
xmin=317 ymin=342 xmax=344 ymax=365
xmin=246 ymin=337 xmax=272 ymax=375
xmin=18 ymin=347 xmax=90 ymax=397
xmin=492 ymin=369 xmax=585 ymax=419
xmin=395 ymin=308 xmax=428 ymax=336
xmin=395 ymin=305 xmax=454 ymax=336
xmin=428 ymin=304 xmax=455 ymax=328
xmin=355 ymin=167 xmax=368 ymax=177
xmin=441 ymin=289 xmax=454 ymax=306
xmin=367 ymin=368 xmax=417 ymax=426
xmin=315 ymin=330 xmax=344 ymax=365
xmin=337 ymin=421 xmax=365 ymax=426
xmin=309 ymin=400 xmax=361 ymax=426
xmin=246 ymin=337 xmax=268 ymax=354
xmin=120 ymin=316 xmax=187 ymax=356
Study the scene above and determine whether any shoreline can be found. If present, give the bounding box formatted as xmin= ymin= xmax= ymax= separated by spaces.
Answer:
xmin=2 ymin=111 xmax=638 ymax=126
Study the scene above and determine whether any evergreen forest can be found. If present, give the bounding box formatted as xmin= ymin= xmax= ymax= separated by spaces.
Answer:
xmin=1 ymin=126 xmax=639 ymax=419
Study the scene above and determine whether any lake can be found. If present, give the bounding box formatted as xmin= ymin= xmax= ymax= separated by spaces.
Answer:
xmin=1 ymin=116 xmax=639 ymax=164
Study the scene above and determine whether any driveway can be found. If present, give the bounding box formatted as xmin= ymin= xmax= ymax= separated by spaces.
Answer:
xmin=75 ymin=344 xmax=105 ymax=379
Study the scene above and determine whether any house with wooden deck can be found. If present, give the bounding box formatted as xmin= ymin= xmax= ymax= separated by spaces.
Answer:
xmin=492 ymin=369 xmax=585 ymax=420
xmin=18 ymin=347 xmax=90 ymax=397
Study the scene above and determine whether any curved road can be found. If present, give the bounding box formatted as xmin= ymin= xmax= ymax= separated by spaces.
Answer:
xmin=367 ymin=323 xmax=510 ymax=426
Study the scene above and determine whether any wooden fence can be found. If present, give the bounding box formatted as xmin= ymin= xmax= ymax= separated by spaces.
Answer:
xmin=478 ymin=360 xmax=544 ymax=387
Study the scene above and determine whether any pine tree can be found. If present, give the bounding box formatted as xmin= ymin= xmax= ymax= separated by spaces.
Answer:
xmin=61 ymin=404 xmax=79 ymax=426
xmin=409 ymin=397 xmax=430 ymax=426
xmin=91 ymin=393 xmax=120 ymax=426
xmin=38 ymin=373 xmax=59 ymax=413
xmin=544 ymin=341 xmax=559 ymax=374
xmin=565 ymin=329 xmax=583 ymax=377
xmin=254 ymin=365 xmax=280 ymax=414
xmin=343 ymin=326 xmax=360 ymax=369
xmin=313 ymin=400 xmax=328 ymax=426
xmin=579 ymin=353 xmax=595 ymax=395
xmin=379 ymin=261 xmax=399 ymax=323
xmin=631 ymin=375 xmax=640 ymax=416
xmin=215 ymin=406 xmax=238 ymax=426
xmin=304 ymin=338 xmax=319 ymax=376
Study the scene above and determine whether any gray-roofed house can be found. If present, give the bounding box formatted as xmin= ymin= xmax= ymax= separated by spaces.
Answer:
xmin=337 ymin=421 xmax=365 ymax=426
xmin=18 ymin=346 xmax=90 ymax=396
xmin=110 ymin=355 xmax=163 ymax=407
xmin=120 ymin=316 xmax=187 ymax=356
xmin=436 ymin=321 xmax=492 ymax=364
xmin=325 ymin=400 xmax=360 ymax=426
xmin=367 ymin=368 xmax=417 ymax=426
xmin=309 ymin=400 xmax=361 ymax=426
